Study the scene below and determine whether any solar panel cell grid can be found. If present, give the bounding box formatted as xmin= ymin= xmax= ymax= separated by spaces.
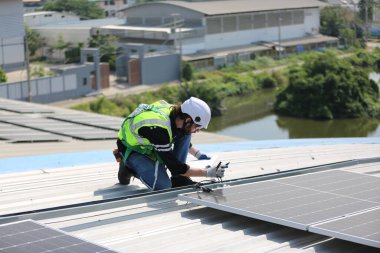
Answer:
xmin=0 ymin=220 xmax=119 ymax=253
xmin=179 ymin=169 xmax=380 ymax=248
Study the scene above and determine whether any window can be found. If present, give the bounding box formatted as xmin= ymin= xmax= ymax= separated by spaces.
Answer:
xmin=267 ymin=12 xmax=280 ymax=27
xmin=206 ymin=17 xmax=222 ymax=34
xmin=238 ymin=14 xmax=252 ymax=31
xmin=223 ymin=16 xmax=237 ymax=32
xmin=293 ymin=10 xmax=304 ymax=24
xmin=253 ymin=14 xmax=266 ymax=29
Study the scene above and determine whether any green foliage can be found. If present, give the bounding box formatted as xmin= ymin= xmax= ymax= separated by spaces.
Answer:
xmin=72 ymin=71 xmax=259 ymax=117
xmin=0 ymin=68 xmax=7 ymax=83
xmin=182 ymin=62 xmax=193 ymax=81
xmin=358 ymin=0 xmax=374 ymax=23
xmin=50 ymin=34 xmax=71 ymax=62
xmin=43 ymin=0 xmax=105 ymax=19
xmin=65 ymin=42 xmax=84 ymax=63
xmin=25 ymin=25 xmax=45 ymax=57
xmin=274 ymin=53 xmax=380 ymax=119
xmin=320 ymin=6 xmax=346 ymax=37
xmin=348 ymin=48 xmax=380 ymax=70
xmin=320 ymin=6 xmax=359 ymax=45
xmin=31 ymin=64 xmax=53 ymax=77
xmin=88 ymin=31 xmax=117 ymax=69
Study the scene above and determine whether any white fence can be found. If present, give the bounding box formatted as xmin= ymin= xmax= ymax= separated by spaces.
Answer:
xmin=0 ymin=74 xmax=91 ymax=103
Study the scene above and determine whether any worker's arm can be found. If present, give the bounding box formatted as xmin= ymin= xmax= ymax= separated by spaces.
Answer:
xmin=189 ymin=146 xmax=211 ymax=160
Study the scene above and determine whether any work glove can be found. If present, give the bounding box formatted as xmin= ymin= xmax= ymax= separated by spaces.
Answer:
xmin=206 ymin=161 xmax=226 ymax=178
xmin=195 ymin=150 xmax=211 ymax=160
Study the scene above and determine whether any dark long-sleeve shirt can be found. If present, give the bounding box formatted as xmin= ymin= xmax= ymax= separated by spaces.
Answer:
xmin=119 ymin=112 xmax=190 ymax=176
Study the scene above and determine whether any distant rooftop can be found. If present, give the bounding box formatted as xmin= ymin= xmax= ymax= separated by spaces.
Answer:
xmin=30 ymin=17 xmax=126 ymax=28
xmin=128 ymin=0 xmax=327 ymax=16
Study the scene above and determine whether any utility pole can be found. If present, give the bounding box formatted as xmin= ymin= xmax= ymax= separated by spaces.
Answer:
xmin=171 ymin=13 xmax=183 ymax=84
xmin=24 ymin=35 xmax=31 ymax=102
xmin=278 ymin=16 xmax=282 ymax=59
xmin=365 ymin=0 xmax=368 ymax=35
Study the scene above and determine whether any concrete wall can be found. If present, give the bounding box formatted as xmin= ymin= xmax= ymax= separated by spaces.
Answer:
xmin=0 ymin=0 xmax=25 ymax=71
xmin=24 ymin=12 xmax=80 ymax=27
xmin=0 ymin=63 xmax=96 ymax=103
xmin=141 ymin=53 xmax=180 ymax=85
xmin=0 ymin=74 xmax=92 ymax=103
xmin=33 ymin=27 xmax=90 ymax=46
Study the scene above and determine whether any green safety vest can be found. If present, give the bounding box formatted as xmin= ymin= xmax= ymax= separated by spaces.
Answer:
xmin=118 ymin=100 xmax=173 ymax=163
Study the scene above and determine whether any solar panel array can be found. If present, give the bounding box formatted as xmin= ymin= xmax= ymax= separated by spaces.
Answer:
xmin=179 ymin=170 xmax=380 ymax=248
xmin=0 ymin=99 xmax=54 ymax=114
xmin=48 ymin=113 xmax=122 ymax=131
xmin=0 ymin=122 xmax=65 ymax=143
xmin=0 ymin=98 xmax=124 ymax=142
xmin=0 ymin=114 xmax=117 ymax=141
xmin=0 ymin=220 xmax=118 ymax=253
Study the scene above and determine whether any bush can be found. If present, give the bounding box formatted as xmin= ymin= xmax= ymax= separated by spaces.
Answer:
xmin=182 ymin=62 xmax=193 ymax=81
xmin=0 ymin=68 xmax=7 ymax=83
xmin=274 ymin=53 xmax=380 ymax=119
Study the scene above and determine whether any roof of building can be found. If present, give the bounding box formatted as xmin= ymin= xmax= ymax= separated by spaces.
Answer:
xmin=0 ymin=98 xmax=379 ymax=252
xmin=129 ymin=0 xmax=327 ymax=16
xmin=24 ymin=11 xmax=59 ymax=16
xmin=30 ymin=17 xmax=126 ymax=28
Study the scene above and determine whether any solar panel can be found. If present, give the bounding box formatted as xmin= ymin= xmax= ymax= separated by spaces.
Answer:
xmin=310 ymin=208 xmax=380 ymax=248
xmin=0 ymin=99 xmax=54 ymax=114
xmin=48 ymin=114 xmax=122 ymax=131
xmin=0 ymin=220 xmax=119 ymax=253
xmin=0 ymin=122 xmax=65 ymax=143
xmin=0 ymin=115 xmax=117 ymax=140
xmin=179 ymin=170 xmax=380 ymax=248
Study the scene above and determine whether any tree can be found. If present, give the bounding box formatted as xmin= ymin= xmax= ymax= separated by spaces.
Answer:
xmin=182 ymin=62 xmax=193 ymax=81
xmin=320 ymin=6 xmax=346 ymax=37
xmin=65 ymin=42 xmax=84 ymax=63
xmin=43 ymin=0 xmax=104 ymax=19
xmin=0 ymin=68 xmax=7 ymax=83
xmin=274 ymin=53 xmax=380 ymax=119
xmin=25 ymin=25 xmax=45 ymax=57
xmin=51 ymin=34 xmax=71 ymax=62
xmin=320 ymin=6 xmax=358 ymax=46
xmin=88 ymin=31 xmax=117 ymax=70
xmin=358 ymin=0 xmax=375 ymax=27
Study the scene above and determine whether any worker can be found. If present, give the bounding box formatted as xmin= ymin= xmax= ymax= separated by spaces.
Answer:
xmin=114 ymin=97 xmax=225 ymax=190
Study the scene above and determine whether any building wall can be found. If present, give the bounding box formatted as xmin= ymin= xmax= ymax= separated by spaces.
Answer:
xmin=141 ymin=53 xmax=180 ymax=84
xmin=97 ymin=0 xmax=136 ymax=17
xmin=0 ymin=64 xmax=95 ymax=103
xmin=33 ymin=27 xmax=91 ymax=46
xmin=24 ymin=12 xmax=80 ymax=27
xmin=203 ymin=8 xmax=320 ymax=52
xmin=0 ymin=0 xmax=25 ymax=71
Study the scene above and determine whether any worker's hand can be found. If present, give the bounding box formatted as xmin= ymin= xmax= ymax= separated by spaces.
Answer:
xmin=195 ymin=150 xmax=211 ymax=160
xmin=206 ymin=162 xmax=225 ymax=178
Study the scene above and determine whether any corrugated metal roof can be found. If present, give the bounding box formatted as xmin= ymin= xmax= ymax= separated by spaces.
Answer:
xmin=131 ymin=0 xmax=327 ymax=16
xmin=1 ymin=98 xmax=380 ymax=252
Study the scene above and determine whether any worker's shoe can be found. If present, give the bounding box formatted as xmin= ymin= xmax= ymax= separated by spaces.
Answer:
xmin=171 ymin=175 xmax=196 ymax=188
xmin=118 ymin=163 xmax=133 ymax=185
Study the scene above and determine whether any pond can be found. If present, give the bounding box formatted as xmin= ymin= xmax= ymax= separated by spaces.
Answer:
xmin=208 ymin=91 xmax=380 ymax=140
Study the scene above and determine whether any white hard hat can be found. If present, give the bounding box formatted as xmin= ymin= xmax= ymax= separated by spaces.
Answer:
xmin=181 ymin=97 xmax=211 ymax=129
